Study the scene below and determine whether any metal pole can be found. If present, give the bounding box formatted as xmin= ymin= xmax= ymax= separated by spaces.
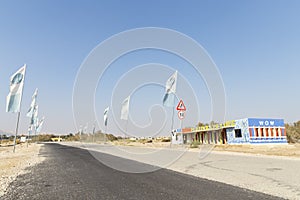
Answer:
xmin=125 ymin=120 xmax=128 ymax=137
xmin=92 ymin=123 xmax=95 ymax=143
xmin=12 ymin=64 xmax=26 ymax=153
xmin=79 ymin=125 xmax=82 ymax=141
xmin=180 ymin=118 xmax=182 ymax=130
xmin=170 ymin=95 xmax=176 ymax=132
xmin=34 ymin=127 xmax=37 ymax=143
xmin=27 ymin=125 xmax=31 ymax=147
xmin=171 ymin=107 xmax=175 ymax=131
xmin=13 ymin=112 xmax=21 ymax=153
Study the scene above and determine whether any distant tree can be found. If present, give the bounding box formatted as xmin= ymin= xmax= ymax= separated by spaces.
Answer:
xmin=106 ymin=134 xmax=118 ymax=141
xmin=285 ymin=121 xmax=300 ymax=143
xmin=210 ymin=121 xmax=218 ymax=126
xmin=197 ymin=122 xmax=209 ymax=127
xmin=38 ymin=134 xmax=55 ymax=142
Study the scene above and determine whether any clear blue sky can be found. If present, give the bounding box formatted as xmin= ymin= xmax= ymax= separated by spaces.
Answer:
xmin=0 ymin=0 xmax=299 ymax=136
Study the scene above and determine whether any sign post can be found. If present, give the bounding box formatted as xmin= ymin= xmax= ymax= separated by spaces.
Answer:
xmin=176 ymin=100 xmax=186 ymax=130
xmin=177 ymin=110 xmax=185 ymax=120
xmin=176 ymin=100 xmax=186 ymax=111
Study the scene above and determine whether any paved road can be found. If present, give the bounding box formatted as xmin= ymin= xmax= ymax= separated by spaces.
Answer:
xmin=4 ymin=143 xmax=281 ymax=200
xmin=69 ymin=142 xmax=300 ymax=199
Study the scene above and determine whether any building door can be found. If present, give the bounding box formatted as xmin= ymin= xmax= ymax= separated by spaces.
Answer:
xmin=221 ymin=129 xmax=227 ymax=144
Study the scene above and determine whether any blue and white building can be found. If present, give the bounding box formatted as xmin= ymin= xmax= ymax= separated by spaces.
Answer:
xmin=172 ymin=118 xmax=287 ymax=145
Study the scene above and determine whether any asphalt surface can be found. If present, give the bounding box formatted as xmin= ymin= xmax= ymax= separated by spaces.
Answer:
xmin=3 ymin=143 xmax=282 ymax=200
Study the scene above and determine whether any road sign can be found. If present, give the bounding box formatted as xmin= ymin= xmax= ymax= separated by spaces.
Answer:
xmin=176 ymin=100 xmax=186 ymax=111
xmin=178 ymin=110 xmax=185 ymax=120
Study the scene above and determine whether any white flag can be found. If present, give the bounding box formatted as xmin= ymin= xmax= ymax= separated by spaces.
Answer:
xmin=165 ymin=70 xmax=177 ymax=94
xmin=83 ymin=123 xmax=88 ymax=134
xmin=30 ymin=104 xmax=39 ymax=127
xmin=6 ymin=64 xmax=26 ymax=113
xmin=27 ymin=125 xmax=33 ymax=136
xmin=103 ymin=106 xmax=109 ymax=126
xmin=121 ymin=96 xmax=130 ymax=120
xmin=36 ymin=117 xmax=45 ymax=133
xmin=163 ymin=71 xmax=177 ymax=107
xmin=26 ymin=88 xmax=38 ymax=117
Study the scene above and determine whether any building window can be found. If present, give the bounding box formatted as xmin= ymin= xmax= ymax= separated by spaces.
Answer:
xmin=235 ymin=129 xmax=242 ymax=138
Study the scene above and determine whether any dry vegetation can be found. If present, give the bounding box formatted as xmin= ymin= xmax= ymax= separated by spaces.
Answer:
xmin=285 ymin=121 xmax=300 ymax=143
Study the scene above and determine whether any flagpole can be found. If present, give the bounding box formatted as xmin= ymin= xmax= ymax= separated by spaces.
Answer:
xmin=34 ymin=127 xmax=37 ymax=143
xmin=125 ymin=119 xmax=129 ymax=137
xmin=169 ymin=96 xmax=176 ymax=148
xmin=92 ymin=122 xmax=95 ymax=143
xmin=27 ymin=126 xmax=29 ymax=147
xmin=13 ymin=112 xmax=21 ymax=153
xmin=79 ymin=126 xmax=82 ymax=141
xmin=170 ymin=95 xmax=176 ymax=132
xmin=27 ymin=125 xmax=31 ymax=147
xmin=12 ymin=65 xmax=26 ymax=153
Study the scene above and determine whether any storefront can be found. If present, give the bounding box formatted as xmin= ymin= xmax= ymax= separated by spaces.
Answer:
xmin=172 ymin=118 xmax=287 ymax=145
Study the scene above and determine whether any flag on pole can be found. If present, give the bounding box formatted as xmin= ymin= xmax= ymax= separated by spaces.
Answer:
xmin=104 ymin=106 xmax=109 ymax=126
xmin=6 ymin=65 xmax=26 ymax=113
xmin=30 ymin=104 xmax=39 ymax=127
xmin=27 ymin=125 xmax=33 ymax=136
xmin=26 ymin=88 xmax=38 ymax=117
xmin=163 ymin=71 xmax=177 ymax=107
xmin=28 ymin=125 xmax=33 ymax=135
xmin=79 ymin=125 xmax=82 ymax=134
xmin=84 ymin=123 xmax=88 ymax=134
xmin=27 ymin=125 xmax=33 ymax=146
xmin=36 ymin=117 xmax=45 ymax=133
xmin=121 ymin=96 xmax=130 ymax=120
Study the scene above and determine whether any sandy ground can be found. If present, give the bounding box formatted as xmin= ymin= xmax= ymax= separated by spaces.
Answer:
xmin=0 ymin=143 xmax=44 ymax=197
xmin=213 ymin=143 xmax=300 ymax=157
xmin=111 ymin=140 xmax=300 ymax=157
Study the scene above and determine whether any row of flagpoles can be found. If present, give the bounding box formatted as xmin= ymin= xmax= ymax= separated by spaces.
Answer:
xmin=113 ymin=70 xmax=178 ymax=136
xmin=6 ymin=65 xmax=177 ymax=147
xmin=7 ymin=65 xmax=177 ymax=148
xmin=96 ymin=70 xmax=178 ymax=138
xmin=6 ymin=64 xmax=44 ymax=152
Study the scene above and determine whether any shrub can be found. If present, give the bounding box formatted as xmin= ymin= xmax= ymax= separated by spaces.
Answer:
xmin=106 ymin=134 xmax=118 ymax=141
xmin=286 ymin=122 xmax=300 ymax=143
xmin=161 ymin=138 xmax=171 ymax=142
xmin=190 ymin=141 xmax=201 ymax=148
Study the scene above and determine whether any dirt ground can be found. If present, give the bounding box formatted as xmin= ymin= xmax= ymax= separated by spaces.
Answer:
xmin=111 ymin=140 xmax=300 ymax=157
xmin=213 ymin=143 xmax=300 ymax=157
xmin=0 ymin=143 xmax=44 ymax=197
xmin=111 ymin=140 xmax=172 ymax=148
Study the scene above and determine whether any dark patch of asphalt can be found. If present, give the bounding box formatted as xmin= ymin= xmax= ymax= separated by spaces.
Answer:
xmin=3 ymin=143 xmax=283 ymax=200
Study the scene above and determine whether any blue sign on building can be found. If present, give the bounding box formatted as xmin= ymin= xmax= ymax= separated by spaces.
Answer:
xmin=248 ymin=118 xmax=284 ymax=127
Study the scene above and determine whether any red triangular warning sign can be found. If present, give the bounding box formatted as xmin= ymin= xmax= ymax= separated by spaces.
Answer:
xmin=176 ymin=100 xmax=186 ymax=111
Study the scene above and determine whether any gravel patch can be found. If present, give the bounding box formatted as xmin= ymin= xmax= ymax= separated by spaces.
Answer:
xmin=0 ymin=143 xmax=44 ymax=197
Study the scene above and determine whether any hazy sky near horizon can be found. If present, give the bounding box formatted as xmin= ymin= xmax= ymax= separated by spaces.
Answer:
xmin=0 ymin=0 xmax=300 ymax=136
